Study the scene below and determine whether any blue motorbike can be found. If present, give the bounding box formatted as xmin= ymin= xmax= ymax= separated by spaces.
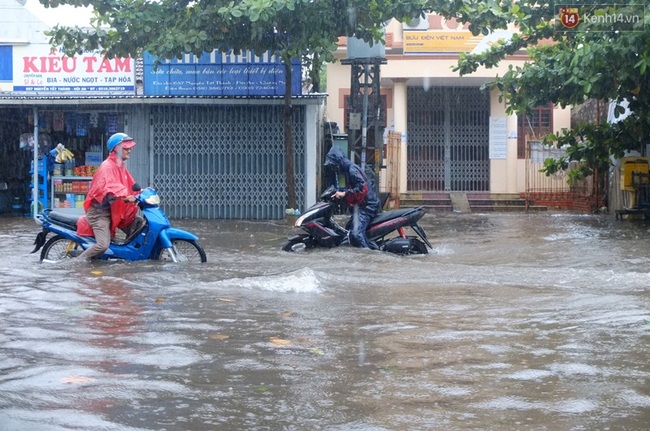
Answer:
xmin=31 ymin=185 xmax=207 ymax=263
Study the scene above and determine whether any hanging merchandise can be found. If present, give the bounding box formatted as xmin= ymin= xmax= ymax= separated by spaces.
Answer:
xmin=50 ymin=143 xmax=74 ymax=164
xmin=39 ymin=113 xmax=49 ymax=132
xmin=53 ymin=111 xmax=65 ymax=132
xmin=76 ymin=113 xmax=89 ymax=137
xmin=20 ymin=133 xmax=52 ymax=152
xmin=65 ymin=113 xmax=75 ymax=135
xmin=89 ymin=112 xmax=99 ymax=128
xmin=19 ymin=133 xmax=35 ymax=150
xmin=41 ymin=135 xmax=53 ymax=151
xmin=105 ymin=114 xmax=119 ymax=134
xmin=38 ymin=113 xmax=46 ymax=131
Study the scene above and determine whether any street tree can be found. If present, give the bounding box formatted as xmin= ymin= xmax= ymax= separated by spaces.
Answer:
xmin=421 ymin=1 xmax=649 ymax=186
xmin=40 ymin=0 xmax=425 ymax=211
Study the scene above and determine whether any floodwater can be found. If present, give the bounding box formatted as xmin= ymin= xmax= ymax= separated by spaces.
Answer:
xmin=1 ymin=211 xmax=649 ymax=431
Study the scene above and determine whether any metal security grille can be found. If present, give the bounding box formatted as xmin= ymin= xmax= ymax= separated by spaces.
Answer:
xmin=152 ymin=105 xmax=305 ymax=219
xmin=407 ymin=87 xmax=445 ymax=190
xmin=407 ymin=87 xmax=490 ymax=191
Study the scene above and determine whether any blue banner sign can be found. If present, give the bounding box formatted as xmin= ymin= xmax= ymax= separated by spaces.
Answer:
xmin=0 ymin=46 xmax=13 ymax=91
xmin=0 ymin=46 xmax=12 ymax=80
xmin=143 ymin=51 xmax=302 ymax=96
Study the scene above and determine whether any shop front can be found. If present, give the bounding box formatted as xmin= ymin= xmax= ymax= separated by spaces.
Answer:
xmin=1 ymin=42 xmax=322 ymax=219
xmin=0 ymin=96 xmax=323 ymax=220
xmin=0 ymin=103 xmax=128 ymax=216
xmin=2 ymin=0 xmax=324 ymax=220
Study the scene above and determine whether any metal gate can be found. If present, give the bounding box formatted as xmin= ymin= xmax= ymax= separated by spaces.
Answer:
xmin=406 ymin=86 xmax=490 ymax=191
xmin=152 ymin=105 xmax=305 ymax=219
xmin=525 ymin=139 xmax=592 ymax=210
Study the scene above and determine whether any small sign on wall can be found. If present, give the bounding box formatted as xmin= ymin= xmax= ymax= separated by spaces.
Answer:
xmin=85 ymin=152 xmax=102 ymax=166
xmin=489 ymin=116 xmax=507 ymax=159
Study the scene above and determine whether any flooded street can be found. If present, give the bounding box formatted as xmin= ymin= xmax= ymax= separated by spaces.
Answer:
xmin=1 ymin=212 xmax=649 ymax=431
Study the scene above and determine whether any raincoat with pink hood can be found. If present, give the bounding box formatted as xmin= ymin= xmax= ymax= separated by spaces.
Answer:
xmin=76 ymin=150 xmax=138 ymax=237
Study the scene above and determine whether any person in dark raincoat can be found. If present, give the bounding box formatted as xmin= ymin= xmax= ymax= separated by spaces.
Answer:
xmin=324 ymin=145 xmax=380 ymax=249
xmin=77 ymin=132 xmax=142 ymax=260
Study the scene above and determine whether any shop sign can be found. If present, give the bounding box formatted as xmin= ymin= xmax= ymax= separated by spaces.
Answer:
xmin=143 ymin=51 xmax=301 ymax=96
xmin=404 ymin=31 xmax=477 ymax=54
xmin=403 ymin=30 xmax=514 ymax=55
xmin=11 ymin=45 xmax=135 ymax=96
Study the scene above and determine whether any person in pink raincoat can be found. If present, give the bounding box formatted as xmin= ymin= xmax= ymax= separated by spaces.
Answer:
xmin=77 ymin=132 xmax=143 ymax=260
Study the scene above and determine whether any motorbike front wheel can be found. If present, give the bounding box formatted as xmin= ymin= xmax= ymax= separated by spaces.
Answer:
xmin=156 ymin=239 xmax=207 ymax=263
xmin=282 ymin=235 xmax=313 ymax=252
xmin=40 ymin=235 xmax=84 ymax=262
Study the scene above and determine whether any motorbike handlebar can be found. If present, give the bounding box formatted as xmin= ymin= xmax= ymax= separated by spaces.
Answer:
xmin=321 ymin=185 xmax=346 ymax=201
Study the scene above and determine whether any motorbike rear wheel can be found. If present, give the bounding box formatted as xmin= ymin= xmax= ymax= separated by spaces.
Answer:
xmin=380 ymin=236 xmax=429 ymax=255
xmin=408 ymin=238 xmax=429 ymax=254
xmin=156 ymin=239 xmax=207 ymax=263
xmin=282 ymin=235 xmax=313 ymax=252
xmin=40 ymin=235 xmax=84 ymax=262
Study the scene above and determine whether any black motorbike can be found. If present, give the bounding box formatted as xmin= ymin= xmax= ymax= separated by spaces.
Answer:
xmin=282 ymin=186 xmax=432 ymax=254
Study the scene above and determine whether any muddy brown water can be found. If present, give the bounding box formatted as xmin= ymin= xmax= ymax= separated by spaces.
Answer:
xmin=1 ymin=212 xmax=649 ymax=430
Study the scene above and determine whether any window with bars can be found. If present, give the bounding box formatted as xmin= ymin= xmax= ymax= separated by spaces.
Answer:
xmin=517 ymin=105 xmax=553 ymax=159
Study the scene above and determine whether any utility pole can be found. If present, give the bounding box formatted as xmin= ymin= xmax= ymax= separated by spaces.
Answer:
xmin=342 ymin=37 xmax=387 ymax=197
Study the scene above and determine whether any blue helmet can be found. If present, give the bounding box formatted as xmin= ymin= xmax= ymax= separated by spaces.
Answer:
xmin=107 ymin=132 xmax=135 ymax=152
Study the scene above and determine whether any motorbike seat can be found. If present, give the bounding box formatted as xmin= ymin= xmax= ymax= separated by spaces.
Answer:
xmin=47 ymin=210 xmax=80 ymax=230
xmin=370 ymin=207 xmax=419 ymax=225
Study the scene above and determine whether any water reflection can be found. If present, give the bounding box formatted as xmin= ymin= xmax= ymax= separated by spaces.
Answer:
xmin=1 ymin=213 xmax=649 ymax=430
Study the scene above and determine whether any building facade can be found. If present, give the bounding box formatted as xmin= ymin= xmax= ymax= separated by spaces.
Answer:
xmin=325 ymin=15 xmax=572 ymax=200
xmin=0 ymin=0 xmax=324 ymax=219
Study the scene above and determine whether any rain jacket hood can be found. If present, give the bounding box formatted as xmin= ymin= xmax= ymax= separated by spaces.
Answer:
xmin=324 ymin=145 xmax=380 ymax=211
xmin=324 ymin=145 xmax=352 ymax=171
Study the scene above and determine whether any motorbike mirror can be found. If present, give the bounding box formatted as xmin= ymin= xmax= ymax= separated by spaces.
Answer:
xmin=321 ymin=185 xmax=337 ymax=200
xmin=132 ymin=183 xmax=142 ymax=192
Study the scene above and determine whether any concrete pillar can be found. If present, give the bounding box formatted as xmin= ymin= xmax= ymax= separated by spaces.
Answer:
xmin=392 ymin=79 xmax=408 ymax=193
xmin=303 ymin=103 xmax=320 ymax=208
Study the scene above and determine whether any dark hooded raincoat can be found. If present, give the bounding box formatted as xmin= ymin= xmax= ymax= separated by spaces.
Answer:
xmin=324 ymin=145 xmax=380 ymax=248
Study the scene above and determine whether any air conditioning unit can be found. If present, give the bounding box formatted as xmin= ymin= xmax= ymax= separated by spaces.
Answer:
xmin=403 ymin=14 xmax=429 ymax=30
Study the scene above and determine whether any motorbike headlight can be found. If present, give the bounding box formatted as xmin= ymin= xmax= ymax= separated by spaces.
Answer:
xmin=294 ymin=213 xmax=308 ymax=226
xmin=144 ymin=194 xmax=160 ymax=206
